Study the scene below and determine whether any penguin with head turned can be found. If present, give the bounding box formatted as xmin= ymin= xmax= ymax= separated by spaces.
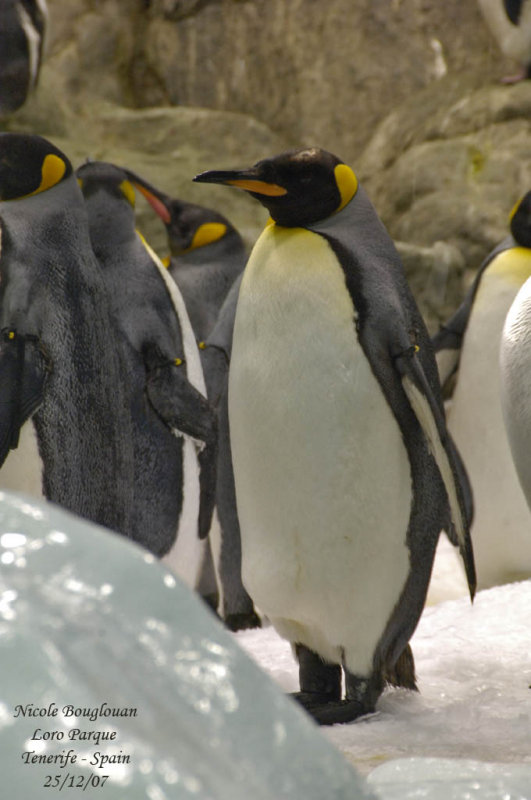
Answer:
xmin=123 ymin=168 xmax=259 ymax=628
xmin=433 ymin=193 xmax=531 ymax=589
xmin=194 ymin=147 xmax=476 ymax=725
xmin=76 ymin=160 xmax=217 ymax=585
xmin=477 ymin=0 xmax=531 ymax=82
xmin=123 ymin=169 xmax=247 ymax=341
xmin=0 ymin=133 xmax=134 ymax=533
xmin=0 ymin=0 xmax=48 ymax=114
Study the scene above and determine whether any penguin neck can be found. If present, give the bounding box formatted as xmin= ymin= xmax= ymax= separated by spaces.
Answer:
xmin=172 ymin=229 xmax=246 ymax=269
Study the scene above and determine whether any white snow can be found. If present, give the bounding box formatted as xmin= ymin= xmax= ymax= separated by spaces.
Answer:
xmin=235 ymin=576 xmax=531 ymax=788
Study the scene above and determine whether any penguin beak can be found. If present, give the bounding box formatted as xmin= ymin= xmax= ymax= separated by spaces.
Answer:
xmin=193 ymin=169 xmax=287 ymax=197
xmin=122 ymin=170 xmax=172 ymax=224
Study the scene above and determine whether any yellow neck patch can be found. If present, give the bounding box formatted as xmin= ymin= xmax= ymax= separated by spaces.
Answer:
xmin=120 ymin=180 xmax=136 ymax=207
xmin=25 ymin=154 xmax=66 ymax=198
xmin=182 ymin=222 xmax=227 ymax=253
xmin=334 ymin=163 xmax=358 ymax=212
xmin=487 ymin=246 xmax=531 ymax=285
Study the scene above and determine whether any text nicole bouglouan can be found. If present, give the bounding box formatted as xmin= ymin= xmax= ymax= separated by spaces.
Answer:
xmin=13 ymin=702 xmax=138 ymax=791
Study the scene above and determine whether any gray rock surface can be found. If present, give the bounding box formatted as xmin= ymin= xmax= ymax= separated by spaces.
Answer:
xmin=2 ymin=0 xmax=531 ymax=326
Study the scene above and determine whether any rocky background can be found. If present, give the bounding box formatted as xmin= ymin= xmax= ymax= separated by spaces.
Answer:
xmin=3 ymin=0 xmax=531 ymax=330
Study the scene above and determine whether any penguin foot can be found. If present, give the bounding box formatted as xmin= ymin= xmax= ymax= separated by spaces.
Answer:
xmin=295 ymin=643 xmax=342 ymax=701
xmin=290 ymin=690 xmax=342 ymax=710
xmin=224 ymin=611 xmax=262 ymax=632
xmin=295 ymin=697 xmax=375 ymax=726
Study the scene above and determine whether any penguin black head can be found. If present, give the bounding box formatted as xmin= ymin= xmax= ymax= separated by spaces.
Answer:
xmin=76 ymin=160 xmax=137 ymax=212
xmin=122 ymin=168 xmax=235 ymax=255
xmin=0 ymin=133 xmax=72 ymax=201
xmin=510 ymin=190 xmax=531 ymax=248
xmin=193 ymin=147 xmax=358 ymax=227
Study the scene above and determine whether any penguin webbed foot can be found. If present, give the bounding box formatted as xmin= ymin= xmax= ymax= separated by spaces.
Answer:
xmin=224 ymin=611 xmax=262 ymax=632
xmin=291 ymin=694 xmax=373 ymax=726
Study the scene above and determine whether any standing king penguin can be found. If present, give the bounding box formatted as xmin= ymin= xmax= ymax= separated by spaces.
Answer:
xmin=194 ymin=147 xmax=476 ymax=725
xmin=500 ymin=194 xmax=531 ymax=522
xmin=76 ymin=161 xmax=217 ymax=585
xmin=433 ymin=192 xmax=531 ymax=589
xmin=0 ymin=133 xmax=134 ymax=533
xmin=123 ymin=169 xmax=259 ymax=627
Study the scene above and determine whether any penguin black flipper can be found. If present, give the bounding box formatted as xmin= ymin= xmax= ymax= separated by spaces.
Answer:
xmin=432 ymin=235 xmax=515 ymax=389
xmin=393 ymin=341 xmax=476 ymax=599
xmin=0 ymin=330 xmax=49 ymax=465
xmin=144 ymin=345 xmax=217 ymax=539
xmin=303 ymin=189 xmax=476 ymax=601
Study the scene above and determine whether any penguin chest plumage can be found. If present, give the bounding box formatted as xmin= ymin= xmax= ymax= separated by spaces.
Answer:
xmin=229 ymin=224 xmax=412 ymax=676
xmin=448 ymin=249 xmax=531 ymax=585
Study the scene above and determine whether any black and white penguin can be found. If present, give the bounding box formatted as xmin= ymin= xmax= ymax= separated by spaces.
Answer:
xmin=500 ymin=193 xmax=531 ymax=522
xmin=477 ymin=0 xmax=531 ymax=82
xmin=433 ymin=192 xmax=531 ymax=589
xmin=124 ymin=169 xmax=259 ymax=626
xmin=194 ymin=147 xmax=476 ymax=725
xmin=0 ymin=133 xmax=134 ymax=533
xmin=123 ymin=170 xmax=247 ymax=341
xmin=76 ymin=160 xmax=217 ymax=586
xmin=0 ymin=0 xmax=48 ymax=114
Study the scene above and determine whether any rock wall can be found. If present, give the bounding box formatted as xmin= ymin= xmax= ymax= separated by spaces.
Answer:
xmin=3 ymin=0 xmax=531 ymax=328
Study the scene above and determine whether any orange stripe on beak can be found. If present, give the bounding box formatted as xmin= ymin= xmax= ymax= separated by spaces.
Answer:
xmin=227 ymin=179 xmax=287 ymax=196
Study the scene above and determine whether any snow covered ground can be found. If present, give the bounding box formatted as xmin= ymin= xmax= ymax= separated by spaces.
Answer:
xmin=235 ymin=561 xmax=531 ymax=783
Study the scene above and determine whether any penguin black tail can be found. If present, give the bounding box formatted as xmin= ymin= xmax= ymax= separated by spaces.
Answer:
xmin=383 ymin=644 xmax=418 ymax=691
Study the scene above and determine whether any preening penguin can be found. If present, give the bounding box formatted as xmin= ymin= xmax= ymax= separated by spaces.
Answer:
xmin=194 ymin=147 xmax=475 ymax=725
xmin=76 ymin=161 xmax=217 ymax=582
xmin=123 ymin=169 xmax=247 ymax=341
xmin=0 ymin=0 xmax=48 ymax=114
xmin=0 ymin=133 xmax=134 ymax=533
xmin=433 ymin=192 xmax=531 ymax=589
xmin=477 ymin=0 xmax=531 ymax=82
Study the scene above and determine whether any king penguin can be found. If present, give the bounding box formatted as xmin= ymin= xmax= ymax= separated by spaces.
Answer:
xmin=194 ymin=147 xmax=476 ymax=725
xmin=499 ymin=195 xmax=531 ymax=525
xmin=76 ymin=160 xmax=217 ymax=588
xmin=477 ymin=0 xmax=531 ymax=82
xmin=123 ymin=169 xmax=247 ymax=340
xmin=0 ymin=0 xmax=48 ymax=114
xmin=433 ymin=192 xmax=531 ymax=589
xmin=0 ymin=133 xmax=134 ymax=533
xmin=123 ymin=168 xmax=259 ymax=627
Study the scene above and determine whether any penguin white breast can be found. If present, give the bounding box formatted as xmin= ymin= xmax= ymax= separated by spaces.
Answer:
xmin=449 ymin=249 xmax=531 ymax=586
xmin=142 ymin=236 xmax=207 ymax=587
xmin=501 ymin=273 xmax=531 ymax=513
xmin=229 ymin=224 xmax=412 ymax=676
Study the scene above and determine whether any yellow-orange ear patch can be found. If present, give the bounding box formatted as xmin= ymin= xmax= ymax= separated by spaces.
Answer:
xmin=119 ymin=180 xmax=136 ymax=208
xmin=26 ymin=154 xmax=67 ymax=198
xmin=188 ymin=222 xmax=227 ymax=251
xmin=334 ymin=164 xmax=358 ymax=212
